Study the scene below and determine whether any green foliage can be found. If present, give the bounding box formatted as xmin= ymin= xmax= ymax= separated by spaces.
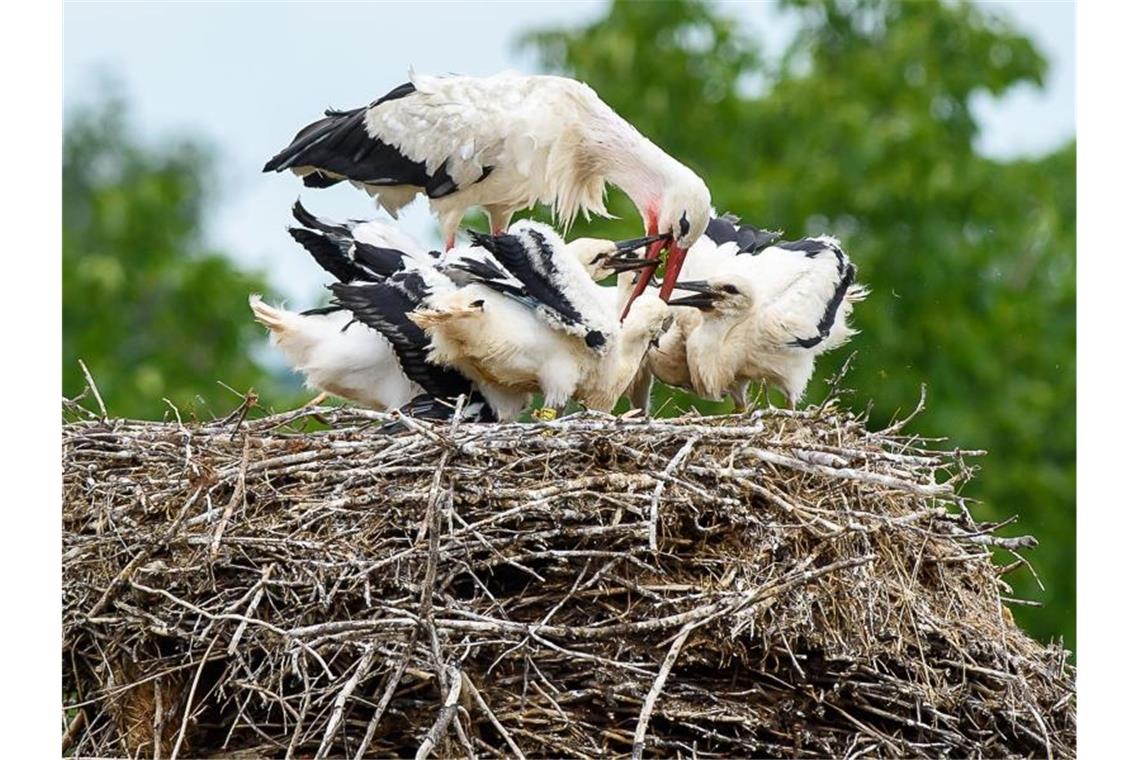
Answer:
xmin=63 ymin=90 xmax=295 ymax=419
xmin=521 ymin=0 xmax=1074 ymax=647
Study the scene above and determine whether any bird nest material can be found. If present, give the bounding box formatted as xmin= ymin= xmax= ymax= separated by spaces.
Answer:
xmin=62 ymin=394 xmax=1075 ymax=759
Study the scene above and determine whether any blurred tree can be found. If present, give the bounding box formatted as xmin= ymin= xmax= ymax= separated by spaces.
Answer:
xmin=521 ymin=0 xmax=1074 ymax=647
xmin=63 ymin=89 xmax=293 ymax=419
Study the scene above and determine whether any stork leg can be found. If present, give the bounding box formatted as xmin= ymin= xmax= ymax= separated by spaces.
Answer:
xmin=729 ymin=381 xmax=750 ymax=413
xmin=486 ymin=206 xmax=513 ymax=236
xmin=625 ymin=363 xmax=654 ymax=416
xmin=440 ymin=211 xmax=464 ymax=252
xmin=305 ymin=391 xmax=329 ymax=407
xmin=532 ymin=406 xmax=559 ymax=422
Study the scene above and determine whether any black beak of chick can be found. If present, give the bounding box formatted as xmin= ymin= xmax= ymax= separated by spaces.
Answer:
xmin=613 ymin=232 xmax=671 ymax=255
xmin=603 ymin=233 xmax=670 ymax=273
xmin=666 ymin=280 xmax=721 ymax=311
xmin=603 ymin=254 xmax=660 ymax=274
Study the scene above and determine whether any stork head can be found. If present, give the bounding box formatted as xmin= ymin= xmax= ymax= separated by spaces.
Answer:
xmin=666 ymin=275 xmax=754 ymax=317
xmin=658 ymin=186 xmax=712 ymax=251
xmin=621 ymin=181 xmax=712 ymax=319
xmin=566 ymin=233 xmax=669 ymax=281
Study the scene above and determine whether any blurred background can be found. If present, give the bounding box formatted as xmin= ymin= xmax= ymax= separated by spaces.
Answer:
xmin=63 ymin=0 xmax=1074 ymax=649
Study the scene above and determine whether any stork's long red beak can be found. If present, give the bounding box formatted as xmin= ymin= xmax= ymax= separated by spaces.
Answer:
xmin=657 ymin=244 xmax=689 ymax=303
xmin=620 ymin=237 xmax=668 ymax=320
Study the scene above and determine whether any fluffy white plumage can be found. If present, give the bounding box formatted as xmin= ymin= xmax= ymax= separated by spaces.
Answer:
xmin=410 ymin=221 xmax=673 ymax=410
xmin=248 ymin=296 xmax=419 ymax=410
xmin=668 ymin=231 xmax=867 ymax=406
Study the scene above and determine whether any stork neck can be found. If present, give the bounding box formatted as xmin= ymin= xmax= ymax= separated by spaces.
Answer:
xmin=584 ymin=110 xmax=682 ymax=222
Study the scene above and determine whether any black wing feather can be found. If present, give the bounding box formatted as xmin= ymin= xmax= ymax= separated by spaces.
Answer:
xmin=263 ymin=83 xmax=434 ymax=188
xmin=469 ymin=229 xmax=590 ymax=333
xmin=292 ymin=200 xmax=352 ymax=237
xmin=788 ymin=262 xmax=857 ymax=349
xmin=288 ymin=227 xmax=375 ymax=284
xmin=351 ymin=242 xmax=409 ymax=279
xmin=443 ymin=254 xmax=538 ymax=308
xmin=329 ymin=281 xmax=473 ymax=402
xmin=376 ymin=391 xmax=495 ymax=433
xmin=704 ymin=216 xmax=782 ymax=254
xmin=779 ymin=237 xmax=837 ymax=258
xmin=264 ymin=82 xmax=493 ymax=199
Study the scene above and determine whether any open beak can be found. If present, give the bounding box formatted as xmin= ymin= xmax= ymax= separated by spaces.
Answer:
xmin=621 ymin=237 xmax=670 ymax=320
xmin=602 ymin=254 xmax=660 ymax=274
xmin=666 ymin=280 xmax=720 ymax=310
xmin=613 ymin=232 xmax=670 ymax=255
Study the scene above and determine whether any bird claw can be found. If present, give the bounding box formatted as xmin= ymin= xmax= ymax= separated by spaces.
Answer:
xmin=532 ymin=407 xmax=558 ymax=422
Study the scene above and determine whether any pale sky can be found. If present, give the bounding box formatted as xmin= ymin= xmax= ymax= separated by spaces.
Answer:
xmin=63 ymin=0 xmax=1074 ymax=303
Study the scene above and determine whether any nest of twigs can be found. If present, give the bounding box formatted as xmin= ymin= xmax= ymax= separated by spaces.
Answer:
xmin=62 ymin=394 xmax=1075 ymax=759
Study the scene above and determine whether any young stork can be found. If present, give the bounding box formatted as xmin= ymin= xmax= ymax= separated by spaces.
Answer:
xmin=250 ymin=202 xmax=515 ymax=421
xmin=400 ymin=221 xmax=673 ymax=416
xmin=262 ymin=70 xmax=711 ymax=307
xmin=601 ymin=216 xmax=763 ymax=412
xmin=667 ymin=225 xmax=867 ymax=407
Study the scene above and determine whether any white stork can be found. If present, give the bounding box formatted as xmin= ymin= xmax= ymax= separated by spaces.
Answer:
xmin=262 ymin=70 xmax=711 ymax=309
xmin=666 ymin=221 xmax=868 ymax=407
xmin=403 ymin=221 xmax=673 ymax=415
xmin=251 ymin=202 xmax=526 ymax=421
xmin=283 ymin=202 xmax=667 ymax=417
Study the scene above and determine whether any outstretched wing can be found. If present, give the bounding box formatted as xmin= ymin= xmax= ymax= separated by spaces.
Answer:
xmin=289 ymin=201 xmax=437 ymax=282
xmin=468 ymin=224 xmax=614 ymax=351
xmin=439 ymin=248 xmax=539 ymax=310
xmin=330 ymin=280 xmax=475 ymax=402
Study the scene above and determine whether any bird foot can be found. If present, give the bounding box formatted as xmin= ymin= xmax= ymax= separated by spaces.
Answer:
xmin=532 ymin=407 xmax=558 ymax=422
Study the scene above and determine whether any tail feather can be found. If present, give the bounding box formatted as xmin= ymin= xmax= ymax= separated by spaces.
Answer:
xmin=249 ymin=294 xmax=288 ymax=333
xmin=291 ymin=199 xmax=351 ymax=237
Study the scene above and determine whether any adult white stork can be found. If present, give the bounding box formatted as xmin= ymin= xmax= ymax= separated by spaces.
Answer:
xmin=400 ymin=221 xmax=673 ymax=415
xmin=262 ymin=71 xmax=711 ymax=309
xmin=666 ymin=222 xmax=867 ymax=407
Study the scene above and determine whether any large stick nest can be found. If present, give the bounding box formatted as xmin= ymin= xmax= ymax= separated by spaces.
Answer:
xmin=62 ymin=395 xmax=1074 ymax=759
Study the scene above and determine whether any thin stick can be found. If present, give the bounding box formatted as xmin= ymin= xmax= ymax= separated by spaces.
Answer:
xmin=648 ymin=436 xmax=698 ymax=551
xmin=77 ymin=359 xmax=107 ymax=419
xmin=170 ymin=635 xmax=219 ymax=760
xmin=631 ymin=622 xmax=695 ymax=760
xmin=415 ymin=665 xmax=462 ymax=760
xmin=316 ymin=643 xmax=377 ymax=759
xmin=61 ymin=708 xmax=87 ymax=754
xmin=461 ymin=671 xmax=527 ymax=760
xmin=210 ymin=436 xmax=250 ymax=560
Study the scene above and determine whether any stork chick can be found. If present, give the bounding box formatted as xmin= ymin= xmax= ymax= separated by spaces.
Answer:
xmin=249 ymin=295 xmax=418 ymax=410
xmin=411 ymin=287 xmax=671 ymax=413
xmin=254 ymin=202 xmax=528 ymax=421
xmin=409 ymin=222 xmax=671 ymax=414
xmin=669 ymin=233 xmax=867 ymax=407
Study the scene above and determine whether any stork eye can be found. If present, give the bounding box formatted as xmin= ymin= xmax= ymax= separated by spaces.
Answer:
xmin=679 ymin=211 xmax=690 ymax=237
xmin=722 ymin=284 xmax=739 ymax=295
